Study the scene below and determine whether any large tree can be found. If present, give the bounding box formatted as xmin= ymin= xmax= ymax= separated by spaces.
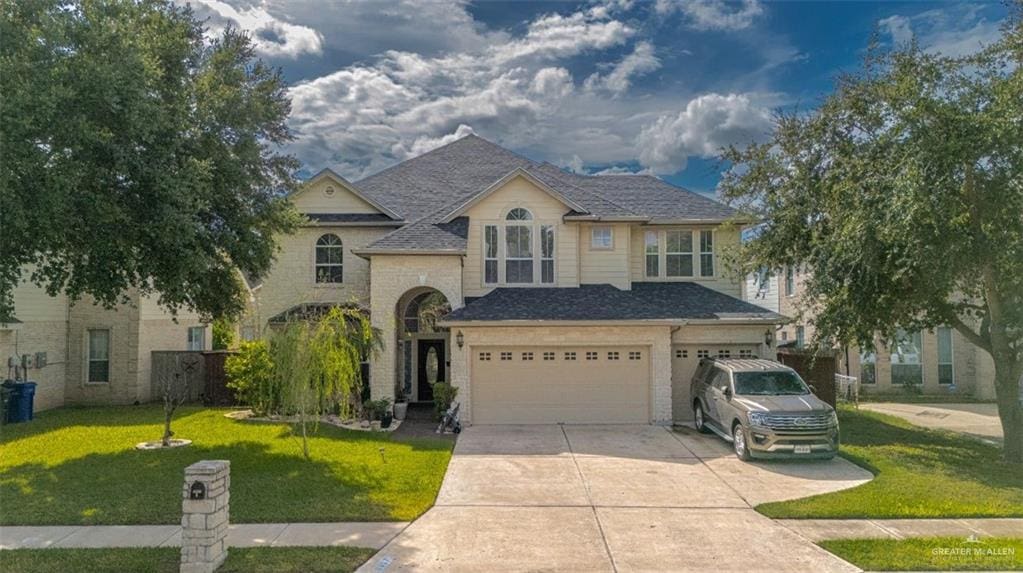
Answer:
xmin=720 ymin=18 xmax=1023 ymax=461
xmin=0 ymin=0 xmax=300 ymax=321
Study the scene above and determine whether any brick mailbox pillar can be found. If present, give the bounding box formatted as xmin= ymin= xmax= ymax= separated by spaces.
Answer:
xmin=181 ymin=460 xmax=230 ymax=573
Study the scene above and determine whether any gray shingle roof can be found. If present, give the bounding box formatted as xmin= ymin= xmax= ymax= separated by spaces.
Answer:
xmin=360 ymin=215 xmax=469 ymax=252
xmin=350 ymin=135 xmax=740 ymax=252
xmin=442 ymin=282 xmax=781 ymax=323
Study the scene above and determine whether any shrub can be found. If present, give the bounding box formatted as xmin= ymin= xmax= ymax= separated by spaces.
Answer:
xmin=432 ymin=382 xmax=458 ymax=420
xmin=225 ymin=340 xmax=280 ymax=415
xmin=362 ymin=398 xmax=391 ymax=421
xmin=212 ymin=318 xmax=236 ymax=350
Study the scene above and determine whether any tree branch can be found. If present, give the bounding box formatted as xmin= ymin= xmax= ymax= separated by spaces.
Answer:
xmin=950 ymin=314 xmax=991 ymax=353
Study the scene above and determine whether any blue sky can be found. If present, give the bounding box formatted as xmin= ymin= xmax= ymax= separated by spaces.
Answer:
xmin=187 ymin=0 xmax=1008 ymax=195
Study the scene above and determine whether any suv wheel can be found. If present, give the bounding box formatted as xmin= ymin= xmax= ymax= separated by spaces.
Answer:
xmin=732 ymin=423 xmax=752 ymax=461
xmin=694 ymin=402 xmax=710 ymax=434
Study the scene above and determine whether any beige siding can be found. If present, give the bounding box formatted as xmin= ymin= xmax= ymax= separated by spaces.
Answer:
xmin=462 ymin=175 xmax=578 ymax=297
xmin=253 ymin=226 xmax=391 ymax=323
xmin=629 ymin=225 xmax=742 ymax=297
xmin=291 ymin=176 xmax=382 ymax=214
xmin=579 ymin=223 xmax=631 ymax=290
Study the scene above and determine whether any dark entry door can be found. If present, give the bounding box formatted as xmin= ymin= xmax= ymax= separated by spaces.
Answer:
xmin=417 ymin=339 xmax=445 ymax=402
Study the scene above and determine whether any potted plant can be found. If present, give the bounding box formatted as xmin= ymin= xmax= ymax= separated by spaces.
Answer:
xmin=363 ymin=398 xmax=392 ymax=430
xmin=393 ymin=386 xmax=408 ymax=421
xmin=380 ymin=399 xmax=394 ymax=429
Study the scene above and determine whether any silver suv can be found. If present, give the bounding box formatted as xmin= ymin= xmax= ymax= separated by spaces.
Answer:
xmin=690 ymin=357 xmax=839 ymax=461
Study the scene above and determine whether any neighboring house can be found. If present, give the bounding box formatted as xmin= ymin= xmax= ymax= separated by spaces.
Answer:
xmin=750 ymin=265 xmax=997 ymax=399
xmin=250 ymin=134 xmax=782 ymax=425
xmin=1 ymin=276 xmax=210 ymax=411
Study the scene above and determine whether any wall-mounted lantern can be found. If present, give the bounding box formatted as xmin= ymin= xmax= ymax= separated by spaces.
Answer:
xmin=456 ymin=330 xmax=464 ymax=349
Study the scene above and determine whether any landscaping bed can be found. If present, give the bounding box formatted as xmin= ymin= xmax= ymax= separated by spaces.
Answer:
xmin=0 ymin=546 xmax=376 ymax=573
xmin=819 ymin=537 xmax=1023 ymax=571
xmin=0 ymin=406 xmax=453 ymax=525
xmin=757 ymin=406 xmax=1023 ymax=518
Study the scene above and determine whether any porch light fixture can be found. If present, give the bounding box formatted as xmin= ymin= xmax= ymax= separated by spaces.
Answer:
xmin=764 ymin=329 xmax=773 ymax=347
xmin=456 ymin=331 xmax=464 ymax=349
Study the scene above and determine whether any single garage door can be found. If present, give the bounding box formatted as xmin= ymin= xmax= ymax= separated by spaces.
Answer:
xmin=672 ymin=343 xmax=761 ymax=423
xmin=472 ymin=346 xmax=650 ymax=424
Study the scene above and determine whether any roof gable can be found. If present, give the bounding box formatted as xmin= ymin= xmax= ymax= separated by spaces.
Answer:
xmin=439 ymin=168 xmax=588 ymax=223
xmin=292 ymin=169 xmax=403 ymax=220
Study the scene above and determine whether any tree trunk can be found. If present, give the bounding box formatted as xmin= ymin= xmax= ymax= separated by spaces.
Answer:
xmin=163 ymin=406 xmax=174 ymax=447
xmin=992 ymin=355 xmax=1023 ymax=463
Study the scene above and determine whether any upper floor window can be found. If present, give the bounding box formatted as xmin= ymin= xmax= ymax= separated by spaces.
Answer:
xmin=699 ymin=230 xmax=714 ymax=277
xmin=644 ymin=231 xmax=659 ymax=277
xmin=315 ymin=234 xmax=343 ymax=283
xmin=937 ymin=326 xmax=955 ymax=385
xmin=784 ymin=266 xmax=795 ymax=296
xmin=591 ymin=226 xmax=613 ymax=250
xmin=482 ymin=208 xmax=555 ymax=286
xmin=666 ymin=230 xmax=693 ymax=277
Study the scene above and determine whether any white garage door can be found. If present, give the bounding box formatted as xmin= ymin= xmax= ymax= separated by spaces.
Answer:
xmin=671 ymin=344 xmax=761 ymax=423
xmin=472 ymin=346 xmax=650 ymax=424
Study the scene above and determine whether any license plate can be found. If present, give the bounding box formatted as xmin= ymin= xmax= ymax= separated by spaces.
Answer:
xmin=794 ymin=445 xmax=812 ymax=454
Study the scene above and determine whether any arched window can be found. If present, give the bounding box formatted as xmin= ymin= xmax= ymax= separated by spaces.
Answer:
xmin=315 ymin=234 xmax=343 ymax=283
xmin=506 ymin=207 xmax=532 ymax=221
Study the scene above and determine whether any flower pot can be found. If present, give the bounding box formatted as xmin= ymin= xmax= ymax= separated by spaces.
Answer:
xmin=370 ymin=420 xmax=382 ymax=431
xmin=393 ymin=402 xmax=408 ymax=421
xmin=381 ymin=412 xmax=393 ymax=429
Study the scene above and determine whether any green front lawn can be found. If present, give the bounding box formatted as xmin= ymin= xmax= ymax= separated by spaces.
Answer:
xmin=0 ymin=546 xmax=376 ymax=573
xmin=0 ymin=406 xmax=452 ymax=525
xmin=758 ymin=406 xmax=1023 ymax=518
xmin=820 ymin=537 xmax=1023 ymax=571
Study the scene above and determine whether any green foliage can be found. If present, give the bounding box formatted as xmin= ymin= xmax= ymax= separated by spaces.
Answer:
xmin=819 ymin=537 xmax=1023 ymax=571
xmin=212 ymin=318 xmax=236 ymax=350
xmin=0 ymin=0 xmax=301 ymax=321
xmin=0 ymin=406 xmax=453 ymax=525
xmin=432 ymin=382 xmax=458 ymax=420
xmin=758 ymin=407 xmax=1023 ymax=518
xmin=225 ymin=340 xmax=278 ymax=416
xmin=362 ymin=399 xmax=392 ymax=421
xmin=718 ymin=16 xmax=1023 ymax=461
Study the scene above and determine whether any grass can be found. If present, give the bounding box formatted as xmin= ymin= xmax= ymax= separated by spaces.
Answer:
xmin=0 ymin=406 xmax=452 ymax=525
xmin=820 ymin=537 xmax=1023 ymax=571
xmin=0 ymin=546 xmax=376 ymax=573
xmin=757 ymin=406 xmax=1023 ymax=518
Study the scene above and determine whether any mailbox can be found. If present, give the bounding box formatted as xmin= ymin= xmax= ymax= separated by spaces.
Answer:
xmin=189 ymin=481 xmax=207 ymax=500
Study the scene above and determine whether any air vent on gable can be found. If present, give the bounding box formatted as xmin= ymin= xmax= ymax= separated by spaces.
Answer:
xmin=324 ymin=186 xmax=335 ymax=197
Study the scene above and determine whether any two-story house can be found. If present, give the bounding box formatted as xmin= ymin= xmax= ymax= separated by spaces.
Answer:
xmin=248 ymin=134 xmax=782 ymax=425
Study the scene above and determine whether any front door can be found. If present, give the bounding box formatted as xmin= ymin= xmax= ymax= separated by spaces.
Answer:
xmin=417 ymin=339 xmax=445 ymax=402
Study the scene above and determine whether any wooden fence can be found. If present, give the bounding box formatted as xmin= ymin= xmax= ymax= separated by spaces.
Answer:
xmin=775 ymin=347 xmax=839 ymax=407
xmin=150 ymin=350 xmax=237 ymax=406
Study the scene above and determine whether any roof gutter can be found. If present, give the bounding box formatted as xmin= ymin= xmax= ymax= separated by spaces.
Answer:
xmin=562 ymin=214 xmax=652 ymax=223
xmin=439 ymin=316 xmax=785 ymax=328
xmin=352 ymin=248 xmax=467 ymax=259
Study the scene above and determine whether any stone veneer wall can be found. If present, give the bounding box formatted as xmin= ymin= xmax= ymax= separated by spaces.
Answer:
xmin=368 ymin=255 xmax=463 ymax=402
xmin=450 ymin=325 xmax=673 ymax=425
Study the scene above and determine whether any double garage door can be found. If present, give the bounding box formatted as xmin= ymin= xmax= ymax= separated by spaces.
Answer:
xmin=671 ymin=343 xmax=761 ymax=422
xmin=472 ymin=346 xmax=650 ymax=424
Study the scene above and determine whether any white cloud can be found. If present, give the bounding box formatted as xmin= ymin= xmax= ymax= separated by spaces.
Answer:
xmin=879 ymin=6 xmax=1003 ymax=57
xmin=636 ymin=93 xmax=773 ymax=174
xmin=585 ymin=41 xmax=661 ymax=95
xmin=658 ymin=0 xmax=764 ymax=32
xmin=188 ymin=0 xmax=323 ymax=58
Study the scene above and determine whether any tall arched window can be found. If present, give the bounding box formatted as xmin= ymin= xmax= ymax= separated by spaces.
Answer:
xmin=505 ymin=208 xmax=533 ymax=283
xmin=315 ymin=234 xmax=343 ymax=283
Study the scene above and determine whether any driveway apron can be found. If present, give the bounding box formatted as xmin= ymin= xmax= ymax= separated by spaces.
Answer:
xmin=359 ymin=424 xmax=869 ymax=572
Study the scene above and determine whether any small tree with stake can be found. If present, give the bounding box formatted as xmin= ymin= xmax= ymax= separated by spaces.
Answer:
xmin=156 ymin=354 xmax=200 ymax=448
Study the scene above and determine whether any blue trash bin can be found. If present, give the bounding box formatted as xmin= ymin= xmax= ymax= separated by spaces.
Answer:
xmin=7 ymin=382 xmax=36 ymax=423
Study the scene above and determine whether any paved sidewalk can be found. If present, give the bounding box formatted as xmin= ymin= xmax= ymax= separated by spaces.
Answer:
xmin=778 ymin=518 xmax=1023 ymax=541
xmin=860 ymin=402 xmax=1003 ymax=443
xmin=0 ymin=522 xmax=407 ymax=550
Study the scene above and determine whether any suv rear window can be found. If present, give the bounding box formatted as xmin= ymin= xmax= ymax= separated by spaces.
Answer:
xmin=733 ymin=370 xmax=809 ymax=396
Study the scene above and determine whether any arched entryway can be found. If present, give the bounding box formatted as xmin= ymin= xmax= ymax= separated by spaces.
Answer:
xmin=395 ymin=288 xmax=451 ymax=403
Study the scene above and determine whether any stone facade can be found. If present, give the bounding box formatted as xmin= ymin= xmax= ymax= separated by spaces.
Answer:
xmin=451 ymin=325 xmax=673 ymax=424
xmin=180 ymin=460 xmax=230 ymax=573
xmin=369 ymin=255 xmax=463 ymax=402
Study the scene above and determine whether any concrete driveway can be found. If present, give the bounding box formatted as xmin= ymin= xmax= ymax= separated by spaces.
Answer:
xmin=360 ymin=425 xmax=871 ymax=572
xmin=860 ymin=402 xmax=1003 ymax=443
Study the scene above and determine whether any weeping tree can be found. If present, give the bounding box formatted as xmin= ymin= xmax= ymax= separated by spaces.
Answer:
xmin=271 ymin=306 xmax=381 ymax=459
xmin=719 ymin=16 xmax=1023 ymax=462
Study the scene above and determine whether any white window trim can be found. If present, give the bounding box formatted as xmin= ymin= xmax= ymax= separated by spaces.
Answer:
xmin=641 ymin=228 xmax=719 ymax=281
xmin=644 ymin=230 xmax=659 ymax=278
xmin=890 ymin=330 xmax=924 ymax=386
xmin=590 ymin=225 xmax=614 ymax=251
xmin=699 ymin=229 xmax=715 ymax=278
xmin=313 ymin=233 xmax=344 ymax=287
xmin=85 ymin=327 xmax=112 ymax=385
xmin=540 ymin=224 xmax=556 ymax=285
xmin=784 ymin=266 xmax=795 ymax=297
xmin=479 ymin=212 xmax=558 ymax=288
xmin=665 ymin=229 xmax=694 ymax=278
xmin=187 ymin=326 xmax=206 ymax=351
xmin=504 ymin=222 xmax=534 ymax=284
